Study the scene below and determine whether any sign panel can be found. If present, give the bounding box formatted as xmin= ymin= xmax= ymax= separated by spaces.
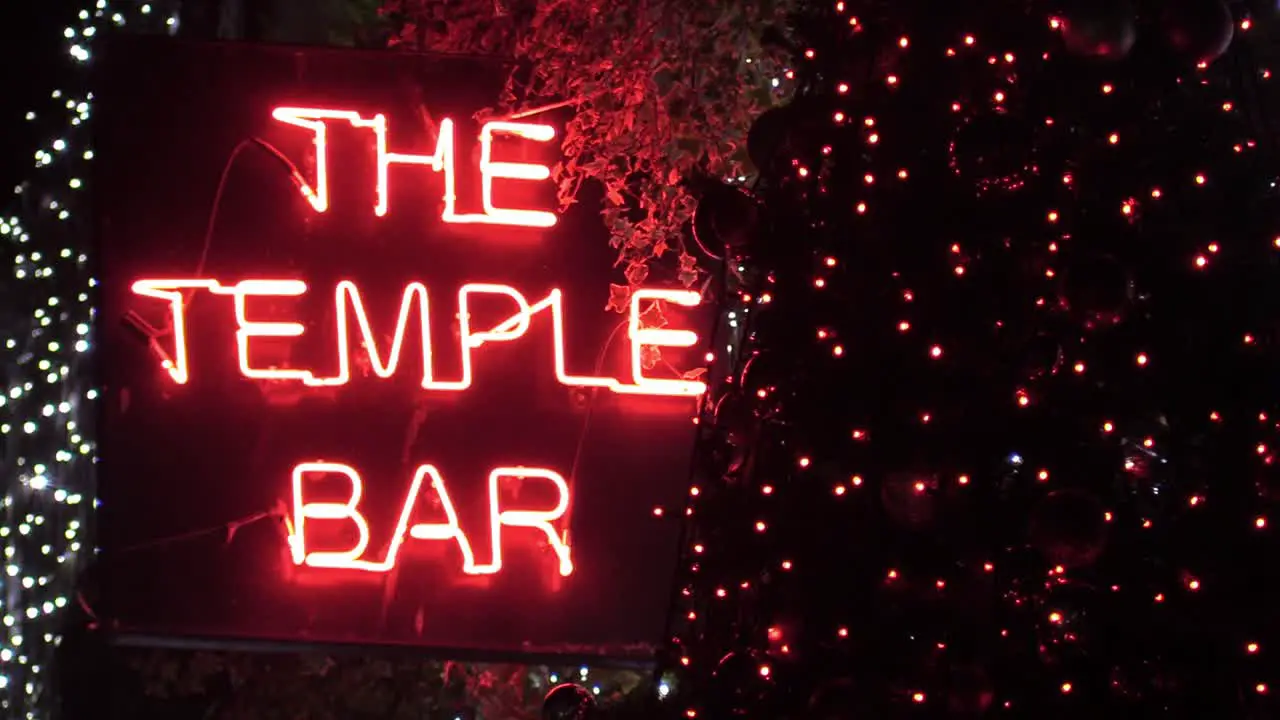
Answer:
xmin=95 ymin=38 xmax=707 ymax=660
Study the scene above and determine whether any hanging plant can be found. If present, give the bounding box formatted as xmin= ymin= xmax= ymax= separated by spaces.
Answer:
xmin=382 ymin=0 xmax=795 ymax=291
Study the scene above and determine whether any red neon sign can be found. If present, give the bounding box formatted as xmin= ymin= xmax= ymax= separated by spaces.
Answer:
xmin=287 ymin=462 xmax=573 ymax=576
xmin=130 ymin=278 xmax=708 ymax=397
xmin=124 ymin=103 xmax=706 ymax=584
xmin=271 ymin=106 xmax=558 ymax=228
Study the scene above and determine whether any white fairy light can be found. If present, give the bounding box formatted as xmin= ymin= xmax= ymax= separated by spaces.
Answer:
xmin=1 ymin=3 xmax=177 ymax=715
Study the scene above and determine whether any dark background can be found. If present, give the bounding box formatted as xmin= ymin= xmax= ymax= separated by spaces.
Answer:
xmin=0 ymin=2 xmax=66 ymax=197
xmin=94 ymin=37 xmax=704 ymax=663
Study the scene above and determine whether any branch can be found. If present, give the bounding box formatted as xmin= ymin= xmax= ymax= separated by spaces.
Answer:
xmin=498 ymin=97 xmax=582 ymax=120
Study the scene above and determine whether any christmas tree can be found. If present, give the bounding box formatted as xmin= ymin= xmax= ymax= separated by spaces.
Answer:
xmin=13 ymin=0 xmax=1280 ymax=717
xmin=667 ymin=0 xmax=1280 ymax=716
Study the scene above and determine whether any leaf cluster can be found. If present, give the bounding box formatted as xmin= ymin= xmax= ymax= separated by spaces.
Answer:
xmin=124 ymin=648 xmax=654 ymax=719
xmin=382 ymin=0 xmax=795 ymax=288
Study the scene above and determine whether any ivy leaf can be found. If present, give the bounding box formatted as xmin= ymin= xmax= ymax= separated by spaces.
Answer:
xmin=606 ymin=283 xmax=632 ymax=313
xmin=678 ymin=251 xmax=700 ymax=287
xmin=682 ymin=366 xmax=709 ymax=380
xmin=388 ymin=0 xmax=793 ymax=291
xmin=605 ymin=185 xmax=626 ymax=206
xmin=638 ymin=300 xmax=667 ymax=329
xmin=301 ymin=655 xmax=335 ymax=677
xmin=625 ymin=259 xmax=650 ymax=286
xmin=641 ymin=345 xmax=662 ymax=370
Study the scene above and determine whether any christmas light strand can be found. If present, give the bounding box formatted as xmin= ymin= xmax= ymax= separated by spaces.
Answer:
xmin=0 ymin=2 xmax=177 ymax=716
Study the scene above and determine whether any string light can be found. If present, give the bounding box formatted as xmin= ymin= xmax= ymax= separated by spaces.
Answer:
xmin=670 ymin=1 xmax=1280 ymax=716
xmin=2 ymin=2 xmax=178 ymax=715
xmin=9 ymin=0 xmax=1277 ymax=715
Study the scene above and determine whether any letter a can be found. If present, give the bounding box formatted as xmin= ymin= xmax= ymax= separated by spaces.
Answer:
xmin=404 ymin=465 xmax=482 ymax=573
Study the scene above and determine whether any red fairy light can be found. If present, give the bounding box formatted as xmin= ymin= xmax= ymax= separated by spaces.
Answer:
xmin=271 ymin=107 xmax=557 ymax=227
xmin=288 ymin=462 xmax=573 ymax=577
xmin=129 ymin=279 xmax=707 ymax=397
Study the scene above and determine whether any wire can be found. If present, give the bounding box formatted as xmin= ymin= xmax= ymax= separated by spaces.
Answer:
xmin=653 ymin=236 xmax=741 ymax=688
xmin=564 ymin=318 xmax=630 ymax=499
xmin=113 ymin=510 xmax=278 ymax=555
xmin=190 ymin=139 xmax=252 ymax=282
xmin=164 ymin=137 xmax=309 ymax=320
xmin=690 ymin=212 xmax=727 ymax=261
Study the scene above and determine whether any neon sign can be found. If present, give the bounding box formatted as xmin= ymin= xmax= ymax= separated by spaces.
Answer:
xmin=287 ymin=462 xmax=573 ymax=577
xmin=271 ymin=106 xmax=558 ymax=227
xmin=121 ymin=105 xmax=708 ymax=583
xmin=99 ymin=41 xmax=707 ymax=659
xmin=130 ymin=279 xmax=706 ymax=397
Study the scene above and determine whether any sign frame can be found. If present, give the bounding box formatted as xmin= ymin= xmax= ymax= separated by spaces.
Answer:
xmin=93 ymin=36 xmax=710 ymax=665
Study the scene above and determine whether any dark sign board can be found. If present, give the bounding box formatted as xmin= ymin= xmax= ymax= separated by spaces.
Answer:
xmin=95 ymin=38 xmax=707 ymax=662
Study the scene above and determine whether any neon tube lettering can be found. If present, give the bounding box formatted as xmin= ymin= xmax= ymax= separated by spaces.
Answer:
xmin=287 ymin=461 xmax=572 ymax=577
xmin=403 ymin=465 xmax=481 ymax=573
xmin=209 ymin=280 xmax=311 ymax=381
xmin=309 ymin=281 xmax=534 ymax=390
xmin=475 ymin=288 xmax=707 ymax=396
xmin=268 ymin=109 xmax=382 ymax=214
xmin=453 ymin=122 xmax=557 ymax=228
xmin=289 ymin=462 xmax=372 ymax=568
xmin=481 ymin=467 xmax=574 ymax=577
xmin=129 ymin=279 xmax=221 ymax=384
xmin=271 ymin=107 xmax=557 ymax=227
xmin=129 ymin=278 xmax=707 ymax=396
xmin=304 ymin=280 xmax=433 ymax=388
xmin=627 ymin=289 xmax=705 ymax=396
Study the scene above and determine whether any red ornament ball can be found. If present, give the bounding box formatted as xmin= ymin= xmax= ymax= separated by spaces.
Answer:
xmin=693 ymin=183 xmax=760 ymax=253
xmin=807 ymin=678 xmax=861 ymax=718
xmin=711 ymin=650 xmax=776 ymax=716
xmin=1063 ymin=251 xmax=1135 ymax=327
xmin=542 ymin=683 xmax=596 ymax=720
xmin=1059 ymin=0 xmax=1137 ymax=61
xmin=747 ymin=105 xmax=797 ymax=171
xmin=1029 ymin=489 xmax=1107 ymax=568
xmin=1160 ymin=0 xmax=1234 ymax=64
